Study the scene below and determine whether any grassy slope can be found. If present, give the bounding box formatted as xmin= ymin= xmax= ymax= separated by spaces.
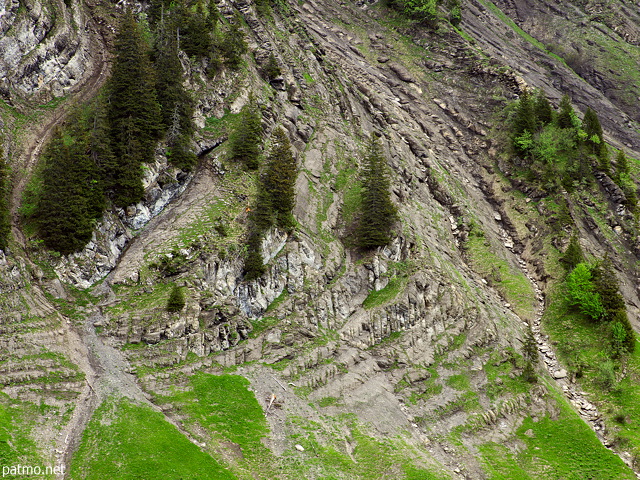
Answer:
xmin=69 ymin=398 xmax=235 ymax=480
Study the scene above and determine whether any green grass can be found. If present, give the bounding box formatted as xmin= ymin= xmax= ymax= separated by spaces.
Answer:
xmin=249 ymin=315 xmax=281 ymax=338
xmin=464 ymin=226 xmax=536 ymax=320
xmin=479 ymin=387 xmax=634 ymax=479
xmin=69 ymin=398 xmax=235 ymax=480
xmin=0 ymin=396 xmax=46 ymax=477
xmin=159 ymin=373 xmax=272 ymax=470
xmin=479 ymin=0 xmax=564 ymax=65
xmin=285 ymin=416 xmax=450 ymax=480
xmin=363 ymin=277 xmax=405 ymax=309
xmin=265 ymin=288 xmax=289 ymax=313
xmin=543 ymin=282 xmax=640 ymax=453
xmin=445 ymin=373 xmax=470 ymax=391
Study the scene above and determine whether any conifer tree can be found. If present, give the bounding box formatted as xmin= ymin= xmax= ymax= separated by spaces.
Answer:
xmin=533 ymin=90 xmax=553 ymax=126
xmin=581 ymin=107 xmax=607 ymax=162
xmin=262 ymin=53 xmax=281 ymax=81
xmin=218 ymin=21 xmax=247 ymax=69
xmin=614 ymin=149 xmax=630 ymax=183
xmin=229 ymin=96 xmax=263 ymax=170
xmin=180 ymin=0 xmax=216 ymax=59
xmin=154 ymin=15 xmax=196 ymax=170
xmin=355 ymin=135 xmax=398 ymax=249
xmin=592 ymin=256 xmax=626 ymax=319
xmin=264 ymin=128 xmax=297 ymax=230
xmin=36 ymin=126 xmax=105 ymax=255
xmin=560 ymin=235 xmax=584 ymax=271
xmin=557 ymin=95 xmax=576 ymax=129
xmin=243 ymin=231 xmax=266 ymax=281
xmin=0 ymin=142 xmax=10 ymax=251
xmin=105 ymin=9 xmax=161 ymax=207
xmin=512 ymin=89 xmax=537 ymax=138
xmin=167 ymin=284 xmax=186 ymax=312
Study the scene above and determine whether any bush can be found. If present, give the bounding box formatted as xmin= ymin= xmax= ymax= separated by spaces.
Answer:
xmin=595 ymin=359 xmax=616 ymax=391
xmin=167 ymin=284 xmax=186 ymax=312
xmin=565 ymin=263 xmax=605 ymax=320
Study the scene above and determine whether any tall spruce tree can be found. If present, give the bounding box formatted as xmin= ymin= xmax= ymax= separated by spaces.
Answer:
xmin=0 ymin=142 xmax=10 ymax=251
xmin=557 ymin=95 xmax=576 ymax=129
xmin=512 ymin=89 xmax=537 ymax=137
xmin=560 ymin=235 xmax=584 ymax=271
xmin=36 ymin=125 xmax=105 ymax=255
xmin=592 ymin=256 xmax=626 ymax=319
xmin=229 ymin=95 xmax=263 ymax=170
xmin=105 ymin=9 xmax=161 ymax=207
xmin=533 ymin=90 xmax=553 ymax=126
xmin=264 ymin=127 xmax=297 ymax=230
xmin=355 ymin=135 xmax=398 ymax=249
xmin=581 ymin=106 xmax=607 ymax=164
xmin=154 ymin=15 xmax=196 ymax=170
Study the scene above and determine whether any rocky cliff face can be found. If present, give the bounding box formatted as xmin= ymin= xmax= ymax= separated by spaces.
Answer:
xmin=2 ymin=0 xmax=640 ymax=478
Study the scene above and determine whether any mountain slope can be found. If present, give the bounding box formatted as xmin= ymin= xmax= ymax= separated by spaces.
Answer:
xmin=1 ymin=0 xmax=640 ymax=478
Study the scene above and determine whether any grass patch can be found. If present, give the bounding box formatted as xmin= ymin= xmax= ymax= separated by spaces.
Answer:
xmin=479 ymin=388 xmax=634 ymax=479
xmin=363 ymin=277 xmax=405 ymax=309
xmin=265 ymin=288 xmax=289 ymax=314
xmin=464 ymin=224 xmax=536 ymax=320
xmin=158 ymin=373 xmax=272 ymax=468
xmin=69 ymin=398 xmax=235 ymax=480
xmin=249 ymin=315 xmax=281 ymax=338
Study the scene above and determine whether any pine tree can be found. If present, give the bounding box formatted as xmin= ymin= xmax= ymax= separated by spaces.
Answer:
xmin=105 ymin=9 xmax=161 ymax=207
xmin=512 ymin=89 xmax=537 ymax=137
xmin=218 ymin=21 xmax=247 ymax=69
xmin=557 ymin=95 xmax=576 ymax=129
xmin=560 ymin=235 xmax=584 ymax=271
xmin=264 ymin=128 xmax=297 ymax=230
xmin=229 ymin=96 xmax=263 ymax=170
xmin=167 ymin=284 xmax=186 ymax=312
xmin=180 ymin=0 xmax=215 ymax=59
xmin=36 ymin=125 xmax=105 ymax=255
xmin=581 ymin=106 xmax=607 ymax=163
xmin=154 ymin=16 xmax=196 ymax=170
xmin=615 ymin=149 xmax=630 ymax=180
xmin=592 ymin=256 xmax=626 ymax=319
xmin=533 ymin=90 xmax=553 ymax=126
xmin=243 ymin=231 xmax=266 ymax=281
xmin=0 ymin=142 xmax=10 ymax=251
xmin=355 ymin=135 xmax=398 ymax=249
xmin=262 ymin=53 xmax=281 ymax=81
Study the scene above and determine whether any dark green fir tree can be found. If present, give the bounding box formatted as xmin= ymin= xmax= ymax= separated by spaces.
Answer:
xmin=229 ymin=95 xmax=263 ymax=170
xmin=264 ymin=127 xmax=297 ymax=230
xmin=560 ymin=235 xmax=584 ymax=271
xmin=355 ymin=134 xmax=398 ymax=249
xmin=105 ymin=9 xmax=161 ymax=207
xmin=533 ymin=90 xmax=553 ymax=126
xmin=0 ymin=142 xmax=10 ymax=251
xmin=36 ymin=126 xmax=105 ymax=255
xmin=556 ymin=95 xmax=576 ymax=129
xmin=167 ymin=284 xmax=186 ymax=312
xmin=154 ymin=16 xmax=196 ymax=170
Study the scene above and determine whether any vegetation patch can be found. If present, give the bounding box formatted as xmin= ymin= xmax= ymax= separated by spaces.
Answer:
xmin=363 ymin=277 xmax=405 ymax=309
xmin=69 ymin=398 xmax=234 ymax=479
xmin=463 ymin=223 xmax=536 ymax=320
